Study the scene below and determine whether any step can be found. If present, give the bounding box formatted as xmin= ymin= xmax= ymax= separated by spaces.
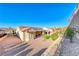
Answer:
xmin=26 ymin=48 xmax=41 ymax=56
xmin=1 ymin=42 xmax=27 ymax=56
xmin=15 ymin=48 xmax=47 ymax=56
xmin=32 ymin=48 xmax=47 ymax=56
xmin=16 ymin=48 xmax=33 ymax=56
xmin=15 ymin=47 xmax=33 ymax=56
xmin=5 ymin=42 xmax=27 ymax=52
xmin=4 ymin=42 xmax=22 ymax=49
xmin=2 ymin=43 xmax=29 ymax=56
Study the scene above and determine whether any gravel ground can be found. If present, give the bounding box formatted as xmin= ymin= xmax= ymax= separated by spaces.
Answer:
xmin=60 ymin=33 xmax=79 ymax=56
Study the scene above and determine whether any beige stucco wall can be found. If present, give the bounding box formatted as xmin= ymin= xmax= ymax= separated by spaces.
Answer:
xmin=24 ymin=32 xmax=30 ymax=42
xmin=16 ymin=27 xmax=35 ymax=42
xmin=16 ymin=27 xmax=24 ymax=41
xmin=24 ymin=32 xmax=35 ymax=42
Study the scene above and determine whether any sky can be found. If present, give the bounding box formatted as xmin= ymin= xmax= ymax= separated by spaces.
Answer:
xmin=0 ymin=3 xmax=77 ymax=28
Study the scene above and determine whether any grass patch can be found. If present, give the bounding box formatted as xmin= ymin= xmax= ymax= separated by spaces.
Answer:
xmin=44 ymin=32 xmax=59 ymax=41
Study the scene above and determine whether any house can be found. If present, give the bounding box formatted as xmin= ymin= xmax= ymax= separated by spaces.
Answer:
xmin=43 ymin=27 xmax=54 ymax=35
xmin=4 ymin=28 xmax=14 ymax=35
xmin=46 ymin=28 xmax=55 ymax=35
xmin=43 ymin=27 xmax=59 ymax=35
xmin=16 ymin=26 xmax=30 ymax=41
xmin=0 ymin=28 xmax=14 ymax=35
xmin=16 ymin=26 xmax=43 ymax=42
xmin=0 ymin=30 xmax=6 ymax=38
xmin=0 ymin=28 xmax=15 ymax=38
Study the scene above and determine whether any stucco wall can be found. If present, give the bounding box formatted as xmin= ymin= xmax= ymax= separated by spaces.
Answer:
xmin=24 ymin=32 xmax=30 ymax=42
xmin=16 ymin=27 xmax=24 ymax=41
xmin=41 ymin=35 xmax=63 ymax=56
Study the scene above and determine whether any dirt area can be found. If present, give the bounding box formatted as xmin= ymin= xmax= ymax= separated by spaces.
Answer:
xmin=28 ymin=37 xmax=53 ymax=49
xmin=24 ymin=36 xmax=54 ymax=56
xmin=0 ymin=35 xmax=22 ymax=49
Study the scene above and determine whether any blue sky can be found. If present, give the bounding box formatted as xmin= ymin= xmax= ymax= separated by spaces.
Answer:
xmin=0 ymin=3 xmax=77 ymax=28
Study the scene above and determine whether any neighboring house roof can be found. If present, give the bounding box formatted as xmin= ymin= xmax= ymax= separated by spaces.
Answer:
xmin=18 ymin=26 xmax=43 ymax=33
xmin=0 ymin=28 xmax=14 ymax=31
xmin=18 ymin=26 xmax=31 ymax=32
xmin=0 ymin=28 xmax=14 ymax=34
xmin=28 ymin=28 xmax=43 ymax=33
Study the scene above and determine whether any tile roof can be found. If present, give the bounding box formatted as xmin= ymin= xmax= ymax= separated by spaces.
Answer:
xmin=18 ymin=26 xmax=43 ymax=33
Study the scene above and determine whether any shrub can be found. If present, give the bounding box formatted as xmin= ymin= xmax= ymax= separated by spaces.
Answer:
xmin=50 ymin=32 xmax=59 ymax=41
xmin=44 ymin=34 xmax=50 ymax=39
xmin=76 ymin=30 xmax=79 ymax=33
xmin=43 ymin=32 xmax=59 ymax=41
xmin=65 ymin=28 xmax=74 ymax=43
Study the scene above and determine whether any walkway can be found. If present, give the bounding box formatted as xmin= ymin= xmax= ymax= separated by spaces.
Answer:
xmin=60 ymin=33 xmax=79 ymax=56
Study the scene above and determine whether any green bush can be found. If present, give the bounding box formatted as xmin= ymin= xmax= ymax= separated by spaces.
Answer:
xmin=44 ymin=32 xmax=59 ymax=41
xmin=76 ymin=30 xmax=79 ymax=33
xmin=44 ymin=34 xmax=50 ymax=39
xmin=65 ymin=28 xmax=74 ymax=42
xmin=50 ymin=32 xmax=59 ymax=41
